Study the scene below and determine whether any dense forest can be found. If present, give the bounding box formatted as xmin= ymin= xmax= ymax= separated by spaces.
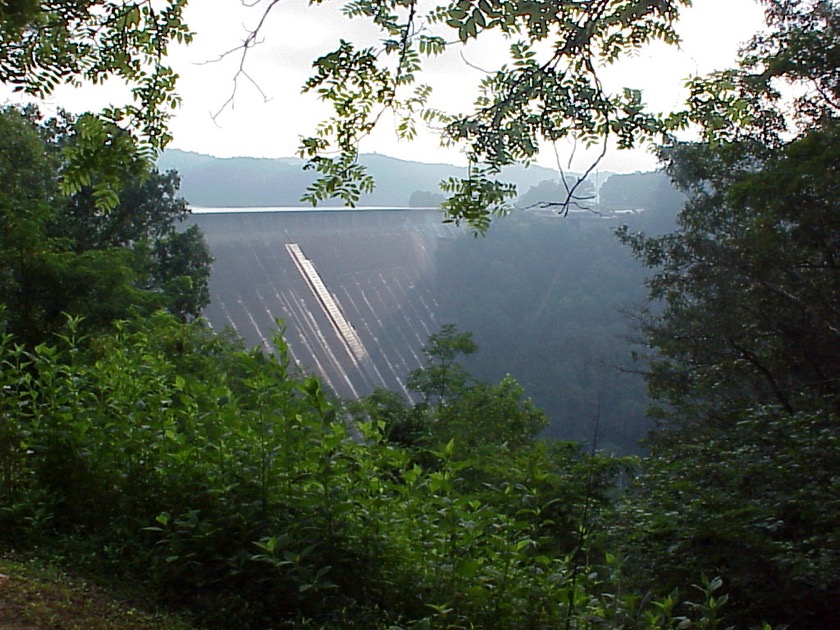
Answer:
xmin=1 ymin=0 xmax=839 ymax=628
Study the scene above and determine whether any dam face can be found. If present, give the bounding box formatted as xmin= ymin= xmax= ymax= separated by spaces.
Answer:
xmin=189 ymin=209 xmax=457 ymax=400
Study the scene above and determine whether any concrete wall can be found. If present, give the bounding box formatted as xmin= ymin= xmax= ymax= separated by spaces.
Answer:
xmin=188 ymin=209 xmax=458 ymax=399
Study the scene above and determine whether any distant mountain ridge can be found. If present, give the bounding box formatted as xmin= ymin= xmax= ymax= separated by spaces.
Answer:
xmin=158 ymin=149 xmax=565 ymax=208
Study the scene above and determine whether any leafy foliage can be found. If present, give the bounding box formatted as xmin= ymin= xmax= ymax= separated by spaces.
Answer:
xmin=287 ymin=0 xmax=690 ymax=226
xmin=617 ymin=407 xmax=839 ymax=628
xmin=0 ymin=313 xmax=740 ymax=628
xmin=406 ymin=323 xmax=478 ymax=405
xmin=0 ymin=0 xmax=192 ymax=206
xmin=354 ymin=324 xmax=549 ymax=465
xmin=3 ymin=1 xmax=838 ymax=627
xmin=616 ymin=123 xmax=840 ymax=628
xmin=620 ymin=124 xmax=840 ymax=424
xmin=0 ymin=106 xmax=211 ymax=344
xmin=614 ymin=2 xmax=840 ymax=626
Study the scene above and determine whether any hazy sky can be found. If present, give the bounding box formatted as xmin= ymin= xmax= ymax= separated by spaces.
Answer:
xmin=7 ymin=0 xmax=766 ymax=173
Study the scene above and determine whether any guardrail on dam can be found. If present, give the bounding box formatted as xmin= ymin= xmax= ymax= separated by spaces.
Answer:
xmin=188 ymin=208 xmax=459 ymax=400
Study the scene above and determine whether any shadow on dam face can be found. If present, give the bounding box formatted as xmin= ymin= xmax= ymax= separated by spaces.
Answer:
xmin=188 ymin=209 xmax=459 ymax=400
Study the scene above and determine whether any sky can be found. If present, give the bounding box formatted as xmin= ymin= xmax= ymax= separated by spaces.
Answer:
xmin=5 ymin=0 xmax=766 ymax=174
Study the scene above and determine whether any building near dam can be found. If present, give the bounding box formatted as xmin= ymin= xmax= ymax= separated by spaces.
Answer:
xmin=188 ymin=208 xmax=460 ymax=400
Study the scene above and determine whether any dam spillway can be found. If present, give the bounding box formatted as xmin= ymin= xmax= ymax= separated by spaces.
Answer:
xmin=188 ymin=209 xmax=458 ymax=399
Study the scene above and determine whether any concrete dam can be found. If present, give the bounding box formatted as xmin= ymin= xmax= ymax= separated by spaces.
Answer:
xmin=189 ymin=209 xmax=459 ymax=400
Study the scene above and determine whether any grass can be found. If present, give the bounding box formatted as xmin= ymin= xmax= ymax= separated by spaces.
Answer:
xmin=0 ymin=555 xmax=197 ymax=630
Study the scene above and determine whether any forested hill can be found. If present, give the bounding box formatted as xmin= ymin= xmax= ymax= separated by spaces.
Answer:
xmin=157 ymin=149 xmax=565 ymax=208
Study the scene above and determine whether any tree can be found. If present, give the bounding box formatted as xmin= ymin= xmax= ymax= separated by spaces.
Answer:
xmin=4 ymin=3 xmax=838 ymax=624
xmin=616 ymin=405 xmax=840 ymax=628
xmin=613 ymin=2 xmax=840 ymax=625
xmin=435 ymin=374 xmax=548 ymax=453
xmin=615 ymin=0 xmax=840 ymax=422
xmin=0 ymin=0 xmax=807 ymax=226
xmin=52 ymin=167 xmax=190 ymax=251
xmin=616 ymin=124 xmax=840 ymax=628
xmin=0 ymin=1 xmax=192 ymax=206
xmin=0 ymin=106 xmax=212 ymax=343
xmin=407 ymin=323 xmax=477 ymax=406
xmin=149 ymin=224 xmax=213 ymax=321
xmin=0 ymin=106 xmax=67 ymax=342
xmin=361 ymin=325 xmax=549 ymax=457
xmin=408 ymin=189 xmax=446 ymax=207
xmin=44 ymin=118 xmax=213 ymax=322
xmin=516 ymin=178 xmax=595 ymax=211
xmin=209 ymin=0 xmax=689 ymax=224
xmin=620 ymin=126 xmax=840 ymax=425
